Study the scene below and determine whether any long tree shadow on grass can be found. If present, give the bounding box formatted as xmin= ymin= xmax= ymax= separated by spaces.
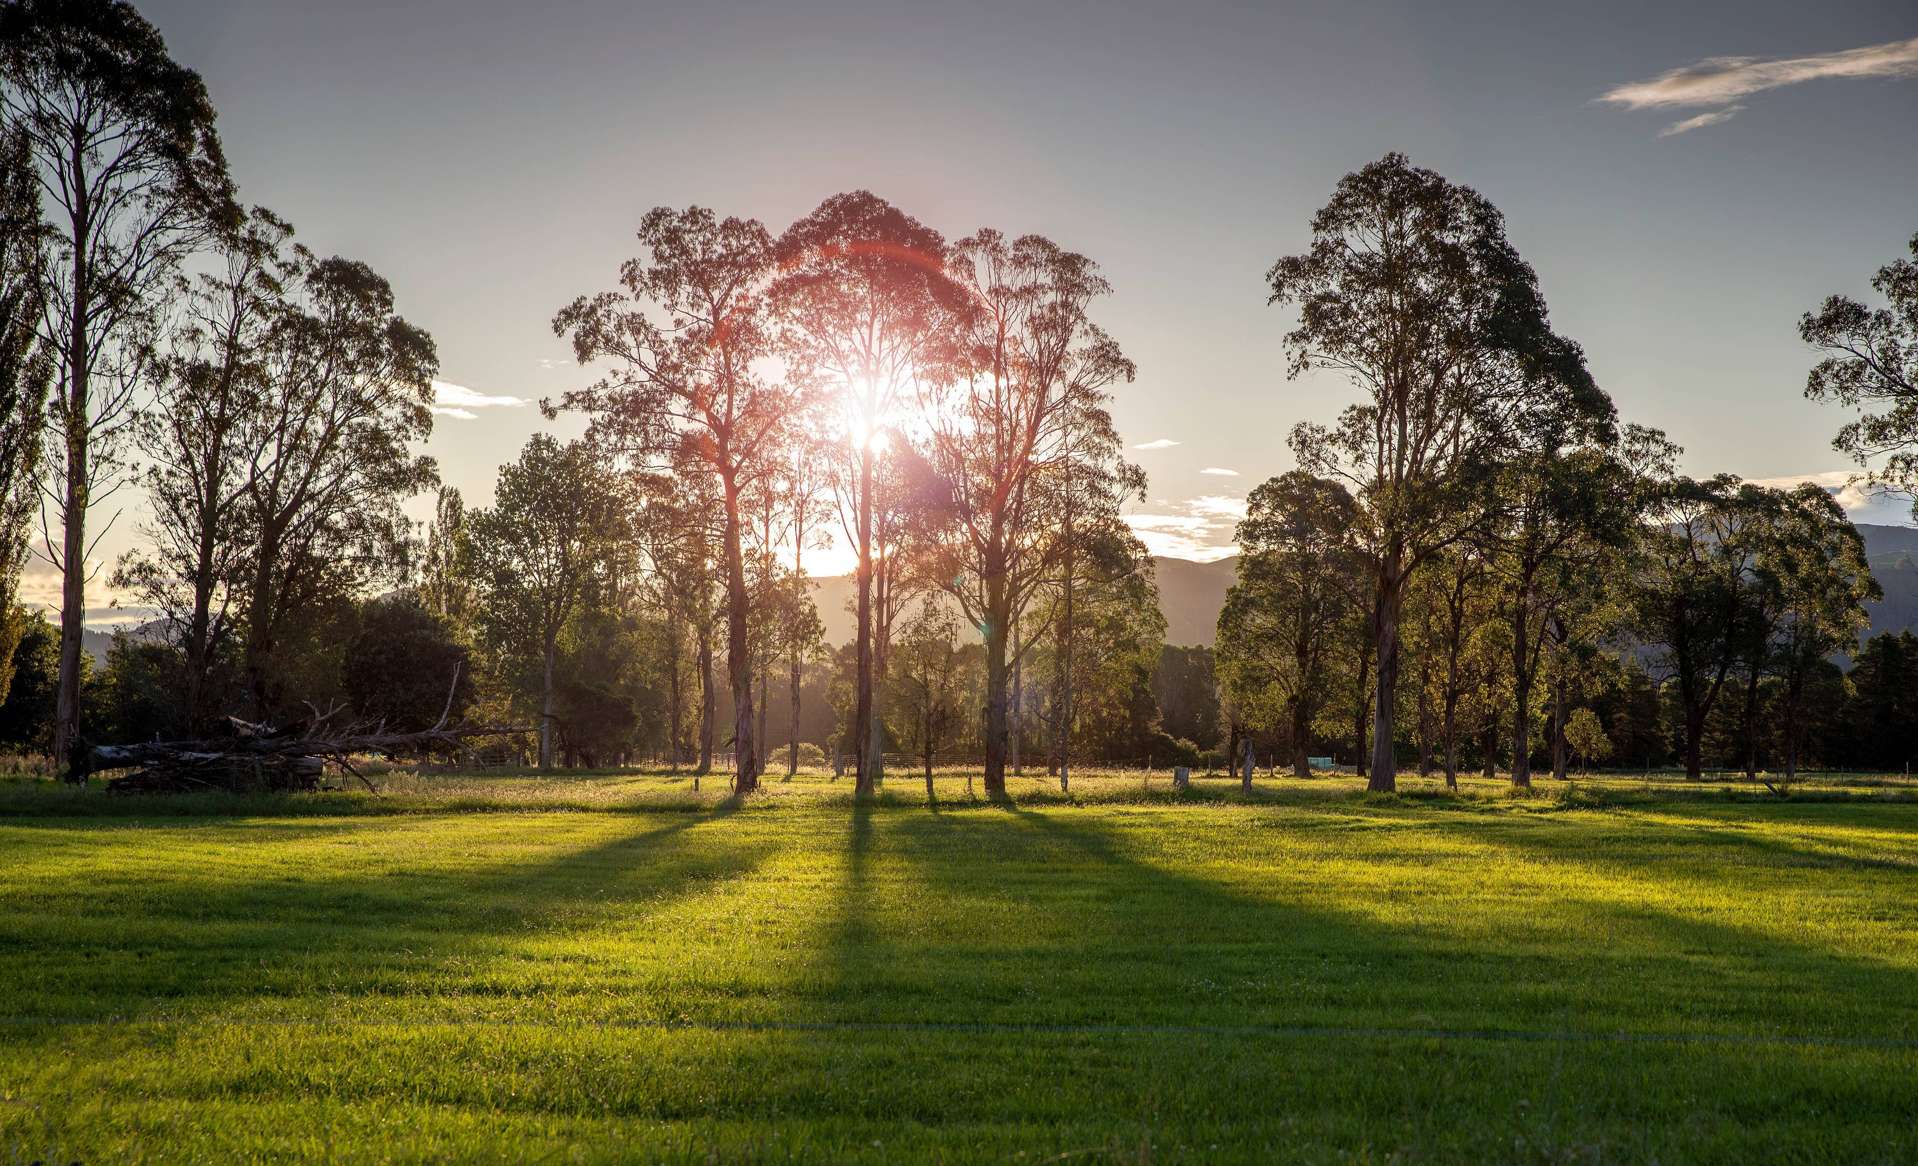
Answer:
xmin=802 ymin=798 xmax=1477 ymax=1034
xmin=804 ymin=797 xmax=1918 ymax=1044
xmin=0 ymin=797 xmax=773 ymax=1028
xmin=1402 ymin=809 xmax=1918 ymax=1040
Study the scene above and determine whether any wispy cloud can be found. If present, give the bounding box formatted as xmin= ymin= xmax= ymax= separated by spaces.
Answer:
xmin=432 ymin=379 xmax=528 ymax=420
xmin=1602 ymin=35 xmax=1918 ymax=135
xmin=1133 ymin=438 xmax=1180 ymax=451
xmin=1124 ymin=494 xmax=1247 ymax=560
xmin=1659 ymin=104 xmax=1745 ymax=137
xmin=1199 ymin=466 xmax=1239 ymax=477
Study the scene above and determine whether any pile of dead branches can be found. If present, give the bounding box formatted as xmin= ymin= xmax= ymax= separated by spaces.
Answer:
xmin=72 ymin=666 xmax=530 ymax=793
xmin=74 ymin=714 xmax=530 ymax=793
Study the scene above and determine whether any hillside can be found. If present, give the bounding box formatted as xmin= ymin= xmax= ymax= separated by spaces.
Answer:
xmin=808 ymin=524 xmax=1918 ymax=648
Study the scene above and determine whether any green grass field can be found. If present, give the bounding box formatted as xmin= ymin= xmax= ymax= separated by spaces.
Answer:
xmin=2 ymin=768 xmax=1916 ymax=1163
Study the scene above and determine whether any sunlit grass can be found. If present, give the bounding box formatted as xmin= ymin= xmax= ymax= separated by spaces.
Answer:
xmin=2 ymin=769 xmax=1915 ymax=1161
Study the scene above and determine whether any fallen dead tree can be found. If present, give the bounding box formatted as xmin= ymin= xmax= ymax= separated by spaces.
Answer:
xmin=73 ymin=718 xmax=534 ymax=793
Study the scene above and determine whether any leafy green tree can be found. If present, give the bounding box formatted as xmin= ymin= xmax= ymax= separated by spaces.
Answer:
xmin=773 ymin=191 xmax=953 ymax=795
xmin=87 ymin=631 xmax=176 ymax=745
xmin=1411 ymin=545 xmax=1501 ymax=786
xmin=236 ymin=249 xmax=437 ymax=718
xmin=1150 ymin=645 xmax=1218 ymax=752
xmin=890 ymin=597 xmax=964 ymax=799
xmin=1563 ymin=707 xmax=1610 ymax=775
xmin=1840 ymin=632 xmax=1918 ymax=773
xmin=418 ymin=486 xmax=474 ymax=638
xmin=469 ymin=435 xmax=625 ymax=770
xmin=0 ymin=127 xmax=48 ymax=706
xmin=342 ymin=596 xmax=472 ymax=732
xmin=0 ymin=608 xmax=61 ymax=752
xmin=1801 ymin=232 xmax=1918 ymax=513
xmin=1632 ymin=476 xmax=1766 ymax=778
xmin=1034 ymin=366 xmax=1146 ymax=792
xmin=915 ymin=229 xmax=1133 ymax=794
xmin=114 ymin=209 xmax=290 ymax=731
xmin=1758 ymin=485 xmax=1878 ymax=780
xmin=1270 ymin=152 xmax=1604 ymax=790
xmin=1034 ymin=526 xmax=1163 ymax=774
xmin=554 ymin=206 xmax=804 ymax=791
xmin=635 ymin=467 xmax=720 ymax=774
xmin=1218 ymin=472 xmax=1361 ymax=777
xmin=1486 ymin=431 xmax=1647 ymax=787
xmin=1 ymin=0 xmax=236 ymax=761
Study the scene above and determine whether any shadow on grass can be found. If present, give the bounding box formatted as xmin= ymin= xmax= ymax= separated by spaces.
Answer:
xmin=0 ymin=797 xmax=768 ymax=1027
xmin=804 ymin=795 xmax=1918 ymax=1043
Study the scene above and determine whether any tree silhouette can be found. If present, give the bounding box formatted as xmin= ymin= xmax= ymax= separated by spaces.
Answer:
xmin=1 ymin=0 xmax=236 ymax=763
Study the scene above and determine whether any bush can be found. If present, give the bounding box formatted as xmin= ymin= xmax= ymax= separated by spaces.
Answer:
xmin=791 ymin=741 xmax=828 ymax=770
xmin=1145 ymin=729 xmax=1201 ymax=768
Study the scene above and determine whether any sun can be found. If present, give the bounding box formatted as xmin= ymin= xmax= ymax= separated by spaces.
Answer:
xmin=839 ymin=376 xmax=898 ymax=455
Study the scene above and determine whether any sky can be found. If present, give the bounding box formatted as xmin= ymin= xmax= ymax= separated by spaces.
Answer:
xmin=37 ymin=0 xmax=1918 ymax=618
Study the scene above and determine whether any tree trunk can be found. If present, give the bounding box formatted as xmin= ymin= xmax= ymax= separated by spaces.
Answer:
xmin=696 ymin=624 xmax=715 ymax=777
xmin=1442 ymin=689 xmax=1459 ymax=791
xmin=1056 ymin=475 xmax=1074 ymax=795
xmin=1009 ymin=617 xmax=1022 ymax=776
xmin=789 ymin=488 xmax=809 ymax=778
xmin=721 ymin=467 xmax=758 ymax=792
xmin=1352 ymin=635 xmax=1372 ymax=780
xmin=53 ymin=211 xmax=90 ymax=774
xmin=539 ymin=632 xmax=557 ymax=770
xmin=923 ymin=696 xmax=936 ymax=804
xmin=788 ymin=650 xmax=802 ymax=777
xmin=1551 ymin=674 xmax=1569 ymax=782
xmin=240 ymin=532 xmax=282 ymax=721
xmin=1782 ymin=672 xmax=1802 ymax=783
xmin=1510 ymin=594 xmax=1533 ymax=789
xmin=667 ymin=613 xmax=683 ymax=773
xmin=1240 ymin=736 xmax=1253 ymax=793
xmin=1369 ymin=551 xmax=1402 ymax=791
xmin=756 ymin=669 xmax=768 ymax=772
xmin=981 ymin=557 xmax=1010 ymax=795
xmin=853 ymin=442 xmax=874 ymax=797
xmin=1291 ymin=695 xmax=1310 ymax=777
xmin=1416 ymin=656 xmax=1433 ymax=778
xmin=1741 ymin=665 xmax=1762 ymax=780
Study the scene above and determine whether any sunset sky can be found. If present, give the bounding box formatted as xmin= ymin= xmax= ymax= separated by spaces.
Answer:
xmin=47 ymin=0 xmax=1918 ymax=615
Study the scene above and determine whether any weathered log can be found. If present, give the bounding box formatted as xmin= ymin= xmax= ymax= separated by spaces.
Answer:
xmin=77 ymin=722 xmax=530 ymax=793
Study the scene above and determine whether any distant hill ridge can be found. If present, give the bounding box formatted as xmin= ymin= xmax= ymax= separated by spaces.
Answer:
xmin=809 ymin=524 xmax=1918 ymax=648
xmin=74 ymin=525 xmax=1917 ymax=663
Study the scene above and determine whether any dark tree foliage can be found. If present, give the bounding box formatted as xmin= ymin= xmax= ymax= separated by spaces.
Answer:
xmin=1 ymin=0 xmax=236 ymax=762
xmin=1150 ymin=645 xmax=1219 ymax=751
xmin=342 ymin=596 xmax=472 ymax=732
xmin=1802 ymin=232 xmax=1918 ymax=513
xmin=0 ymin=608 xmax=58 ymax=751
xmin=86 ymin=632 xmax=177 ymax=745
xmin=1270 ymin=152 xmax=1607 ymax=790
xmin=1840 ymin=632 xmax=1918 ymax=772
xmin=0 ymin=127 xmax=49 ymax=706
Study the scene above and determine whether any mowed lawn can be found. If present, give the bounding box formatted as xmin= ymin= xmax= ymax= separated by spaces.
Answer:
xmin=2 ymin=772 xmax=1916 ymax=1163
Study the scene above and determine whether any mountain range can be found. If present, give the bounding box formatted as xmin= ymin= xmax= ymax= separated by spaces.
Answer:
xmin=809 ymin=524 xmax=1918 ymax=649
